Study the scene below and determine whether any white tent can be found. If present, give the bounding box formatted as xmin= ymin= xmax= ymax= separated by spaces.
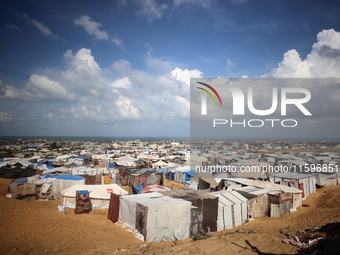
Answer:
xmin=119 ymin=193 xmax=191 ymax=241
xmin=135 ymin=196 xmax=191 ymax=241
xmin=62 ymin=184 xmax=128 ymax=209
xmin=315 ymin=172 xmax=340 ymax=187
xmin=174 ymin=166 xmax=190 ymax=183
xmin=210 ymin=191 xmax=248 ymax=231
xmin=152 ymin=160 xmax=168 ymax=168
xmin=119 ymin=192 xmax=164 ymax=229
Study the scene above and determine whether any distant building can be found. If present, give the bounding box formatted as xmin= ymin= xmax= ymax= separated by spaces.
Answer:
xmin=125 ymin=140 xmax=143 ymax=149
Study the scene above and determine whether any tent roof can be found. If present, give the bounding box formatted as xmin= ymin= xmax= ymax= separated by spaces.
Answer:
xmin=152 ymin=160 xmax=168 ymax=167
xmin=62 ymin=184 xmax=128 ymax=199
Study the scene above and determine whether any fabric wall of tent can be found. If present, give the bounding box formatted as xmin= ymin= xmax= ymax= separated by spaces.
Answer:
xmin=315 ymin=172 xmax=340 ymax=187
xmin=34 ymin=175 xmax=85 ymax=200
xmin=119 ymin=192 xmax=191 ymax=241
xmin=233 ymin=186 xmax=270 ymax=219
xmin=184 ymin=181 xmax=198 ymax=190
xmin=229 ymin=179 xmax=303 ymax=209
xmin=160 ymin=189 xmax=219 ymax=234
xmin=135 ymin=196 xmax=191 ymax=241
xmin=173 ymin=166 xmax=191 ymax=183
xmin=210 ymin=191 xmax=248 ymax=231
xmin=9 ymin=178 xmax=37 ymax=199
xmin=268 ymin=173 xmax=316 ymax=198
xmin=119 ymin=192 xmax=164 ymax=230
xmin=62 ymin=184 xmax=128 ymax=209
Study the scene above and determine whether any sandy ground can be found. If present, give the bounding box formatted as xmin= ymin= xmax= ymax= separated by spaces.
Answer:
xmin=0 ymin=178 xmax=340 ymax=255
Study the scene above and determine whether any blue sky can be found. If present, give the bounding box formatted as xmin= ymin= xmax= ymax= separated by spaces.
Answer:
xmin=1 ymin=0 xmax=340 ymax=137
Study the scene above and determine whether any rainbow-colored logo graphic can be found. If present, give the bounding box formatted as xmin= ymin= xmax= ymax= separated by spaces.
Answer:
xmin=196 ymin=82 xmax=222 ymax=115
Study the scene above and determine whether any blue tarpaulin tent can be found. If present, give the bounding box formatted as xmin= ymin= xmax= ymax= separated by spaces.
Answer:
xmin=184 ymin=170 xmax=196 ymax=182
xmin=42 ymin=174 xmax=84 ymax=180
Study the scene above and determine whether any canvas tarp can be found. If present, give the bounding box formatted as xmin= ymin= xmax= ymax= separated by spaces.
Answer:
xmin=268 ymin=173 xmax=315 ymax=198
xmin=119 ymin=192 xmax=164 ymax=230
xmin=33 ymin=176 xmax=85 ymax=200
xmin=62 ymin=184 xmax=128 ymax=209
xmin=210 ymin=191 xmax=248 ymax=231
xmin=135 ymin=196 xmax=191 ymax=241
xmin=315 ymin=172 xmax=340 ymax=187
xmin=174 ymin=166 xmax=191 ymax=183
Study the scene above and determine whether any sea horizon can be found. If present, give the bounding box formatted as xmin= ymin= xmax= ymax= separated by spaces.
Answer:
xmin=0 ymin=135 xmax=339 ymax=143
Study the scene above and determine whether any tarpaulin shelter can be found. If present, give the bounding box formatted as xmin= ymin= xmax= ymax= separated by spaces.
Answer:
xmin=62 ymin=184 xmax=128 ymax=209
xmin=173 ymin=166 xmax=191 ymax=183
xmin=210 ymin=191 xmax=248 ymax=231
xmin=160 ymin=189 xmax=219 ymax=234
xmin=121 ymin=168 xmax=162 ymax=194
xmin=136 ymin=196 xmax=191 ymax=241
xmin=314 ymin=172 xmax=340 ymax=187
xmin=119 ymin=192 xmax=164 ymax=230
xmin=34 ymin=174 xmax=85 ymax=200
xmin=268 ymin=172 xmax=316 ymax=198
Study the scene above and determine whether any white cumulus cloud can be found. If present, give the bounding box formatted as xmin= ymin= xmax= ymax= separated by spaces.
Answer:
xmin=270 ymin=29 xmax=340 ymax=78
xmin=170 ymin=67 xmax=203 ymax=85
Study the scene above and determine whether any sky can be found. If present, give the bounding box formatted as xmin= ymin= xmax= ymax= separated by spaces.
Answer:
xmin=0 ymin=0 xmax=340 ymax=138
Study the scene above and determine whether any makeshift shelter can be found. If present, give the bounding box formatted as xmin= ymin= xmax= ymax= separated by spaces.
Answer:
xmin=119 ymin=192 xmax=164 ymax=230
xmin=62 ymin=184 xmax=128 ymax=209
xmin=120 ymin=168 xmax=162 ymax=194
xmin=268 ymin=193 xmax=294 ymax=218
xmin=173 ymin=166 xmax=191 ymax=183
xmin=119 ymin=192 xmax=192 ymax=241
xmin=35 ymin=175 xmax=85 ymax=200
xmin=136 ymin=196 xmax=191 ymax=241
xmin=184 ymin=181 xmax=198 ymax=190
xmin=268 ymin=172 xmax=316 ymax=198
xmin=315 ymin=172 xmax=340 ymax=187
xmin=160 ymin=189 xmax=219 ymax=234
xmin=230 ymin=186 xmax=269 ymax=219
xmin=9 ymin=178 xmax=37 ymax=199
xmin=226 ymin=178 xmax=303 ymax=217
xmin=210 ymin=191 xmax=248 ymax=231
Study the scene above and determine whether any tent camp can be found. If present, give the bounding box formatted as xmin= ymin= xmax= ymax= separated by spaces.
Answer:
xmin=62 ymin=184 xmax=128 ymax=209
xmin=119 ymin=193 xmax=191 ymax=241
xmin=210 ymin=191 xmax=248 ymax=231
